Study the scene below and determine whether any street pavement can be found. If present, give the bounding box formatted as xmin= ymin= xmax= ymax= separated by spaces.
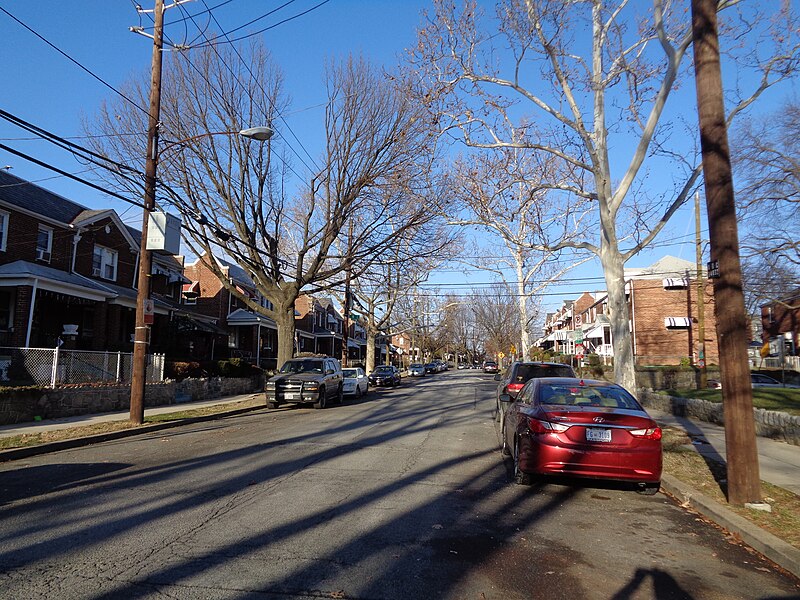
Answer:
xmin=1 ymin=371 xmax=798 ymax=599
xmin=0 ymin=372 xmax=800 ymax=598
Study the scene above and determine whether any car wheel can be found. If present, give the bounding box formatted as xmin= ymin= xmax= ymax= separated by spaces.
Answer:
xmin=314 ymin=387 xmax=327 ymax=409
xmin=355 ymin=385 xmax=363 ymax=398
xmin=267 ymin=400 xmax=279 ymax=409
xmin=637 ymin=482 xmax=660 ymax=496
xmin=513 ymin=436 xmax=532 ymax=485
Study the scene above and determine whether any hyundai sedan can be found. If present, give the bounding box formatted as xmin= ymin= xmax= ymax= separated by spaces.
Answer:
xmin=500 ymin=377 xmax=662 ymax=494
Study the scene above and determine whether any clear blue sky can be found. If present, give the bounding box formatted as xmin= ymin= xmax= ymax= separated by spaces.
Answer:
xmin=0 ymin=1 xmax=795 ymax=317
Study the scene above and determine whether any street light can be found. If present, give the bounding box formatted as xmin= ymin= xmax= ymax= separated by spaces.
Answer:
xmin=129 ymin=126 xmax=273 ymax=424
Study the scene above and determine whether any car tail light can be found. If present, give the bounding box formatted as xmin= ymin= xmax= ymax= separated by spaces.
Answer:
xmin=506 ymin=383 xmax=524 ymax=395
xmin=629 ymin=427 xmax=662 ymax=440
xmin=527 ymin=417 xmax=569 ymax=434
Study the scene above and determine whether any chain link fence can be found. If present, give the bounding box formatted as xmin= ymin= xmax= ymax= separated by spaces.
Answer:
xmin=0 ymin=347 xmax=165 ymax=387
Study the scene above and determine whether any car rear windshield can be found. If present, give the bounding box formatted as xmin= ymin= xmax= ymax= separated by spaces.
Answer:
xmin=513 ymin=364 xmax=573 ymax=382
xmin=280 ymin=360 xmax=324 ymax=374
xmin=538 ymin=383 xmax=642 ymax=410
xmin=374 ymin=366 xmax=392 ymax=373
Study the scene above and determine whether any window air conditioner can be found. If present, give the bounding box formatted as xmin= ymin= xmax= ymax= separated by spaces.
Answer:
xmin=36 ymin=248 xmax=51 ymax=262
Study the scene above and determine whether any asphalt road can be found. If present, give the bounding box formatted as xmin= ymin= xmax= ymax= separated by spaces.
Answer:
xmin=1 ymin=370 xmax=798 ymax=599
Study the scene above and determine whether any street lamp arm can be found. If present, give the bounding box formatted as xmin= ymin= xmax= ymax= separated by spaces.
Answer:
xmin=160 ymin=126 xmax=274 ymax=156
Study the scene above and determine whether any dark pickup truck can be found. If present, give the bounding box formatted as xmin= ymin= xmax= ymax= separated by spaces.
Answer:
xmin=265 ymin=356 xmax=343 ymax=409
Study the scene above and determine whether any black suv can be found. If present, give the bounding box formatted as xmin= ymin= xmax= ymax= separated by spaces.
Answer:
xmin=494 ymin=361 xmax=576 ymax=421
xmin=266 ymin=356 xmax=343 ymax=409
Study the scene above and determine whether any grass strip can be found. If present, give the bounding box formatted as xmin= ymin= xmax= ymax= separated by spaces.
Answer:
xmin=663 ymin=388 xmax=800 ymax=416
xmin=662 ymin=427 xmax=800 ymax=549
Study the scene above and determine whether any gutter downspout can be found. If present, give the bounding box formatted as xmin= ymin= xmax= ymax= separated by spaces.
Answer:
xmin=25 ymin=278 xmax=38 ymax=347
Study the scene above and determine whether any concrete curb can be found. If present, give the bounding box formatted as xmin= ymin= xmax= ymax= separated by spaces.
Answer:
xmin=0 ymin=405 xmax=265 ymax=463
xmin=661 ymin=474 xmax=800 ymax=578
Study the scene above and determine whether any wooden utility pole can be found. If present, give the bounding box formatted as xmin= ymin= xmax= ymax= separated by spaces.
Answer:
xmin=691 ymin=0 xmax=761 ymax=505
xmin=695 ymin=192 xmax=707 ymax=390
xmin=130 ymin=0 xmax=165 ymax=425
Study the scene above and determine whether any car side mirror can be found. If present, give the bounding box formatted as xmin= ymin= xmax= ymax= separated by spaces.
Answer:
xmin=326 ymin=369 xmax=334 ymax=375
xmin=499 ymin=393 xmax=512 ymax=404
xmin=493 ymin=373 xmax=501 ymax=381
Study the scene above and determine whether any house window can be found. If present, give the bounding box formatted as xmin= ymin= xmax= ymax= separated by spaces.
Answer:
xmin=0 ymin=210 xmax=8 ymax=251
xmin=92 ymin=245 xmax=118 ymax=281
xmin=36 ymin=225 xmax=52 ymax=262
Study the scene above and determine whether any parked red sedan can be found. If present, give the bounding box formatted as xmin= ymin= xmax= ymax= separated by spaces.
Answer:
xmin=500 ymin=377 xmax=662 ymax=494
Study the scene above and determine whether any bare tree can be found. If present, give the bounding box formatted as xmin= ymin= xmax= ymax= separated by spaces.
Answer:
xmin=448 ymin=145 xmax=591 ymax=358
xmin=733 ymin=98 xmax=800 ymax=311
xmin=407 ymin=0 xmax=798 ymax=390
xmin=87 ymin=42 xmax=441 ymax=367
xmin=468 ymin=288 xmax=519 ymax=360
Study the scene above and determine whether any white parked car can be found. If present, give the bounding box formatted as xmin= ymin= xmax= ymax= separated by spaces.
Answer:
xmin=408 ymin=363 xmax=427 ymax=377
xmin=342 ymin=367 xmax=369 ymax=397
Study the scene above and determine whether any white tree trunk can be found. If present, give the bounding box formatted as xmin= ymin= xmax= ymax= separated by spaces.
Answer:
xmin=365 ymin=331 xmax=377 ymax=374
xmin=516 ymin=259 xmax=529 ymax=358
xmin=599 ymin=242 xmax=636 ymax=392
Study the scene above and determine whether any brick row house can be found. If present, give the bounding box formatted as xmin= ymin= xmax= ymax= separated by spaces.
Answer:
xmin=0 ymin=172 xmax=369 ymax=375
xmin=538 ymin=256 xmax=719 ymax=366
xmin=0 ymin=170 xmax=215 ymax=359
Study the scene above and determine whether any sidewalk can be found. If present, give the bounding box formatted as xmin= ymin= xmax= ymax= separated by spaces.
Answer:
xmin=0 ymin=393 xmax=261 ymax=440
xmin=649 ymin=408 xmax=800 ymax=494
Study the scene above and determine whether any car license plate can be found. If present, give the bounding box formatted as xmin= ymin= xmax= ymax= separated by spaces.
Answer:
xmin=586 ymin=428 xmax=611 ymax=442
xmin=284 ymin=392 xmax=297 ymax=400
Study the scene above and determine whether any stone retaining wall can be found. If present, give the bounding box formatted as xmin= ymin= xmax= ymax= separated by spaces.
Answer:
xmin=0 ymin=374 xmax=264 ymax=425
xmin=638 ymin=389 xmax=800 ymax=446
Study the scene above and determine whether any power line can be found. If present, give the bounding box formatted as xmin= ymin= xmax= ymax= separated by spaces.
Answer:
xmin=0 ymin=6 xmax=151 ymax=120
xmin=189 ymin=0 xmax=331 ymax=49
xmin=0 ymin=143 xmax=146 ymax=209
xmin=197 ymin=0 xmax=321 ymax=172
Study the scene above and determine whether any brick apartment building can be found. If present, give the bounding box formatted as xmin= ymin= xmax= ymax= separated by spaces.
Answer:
xmin=540 ymin=256 xmax=719 ymax=366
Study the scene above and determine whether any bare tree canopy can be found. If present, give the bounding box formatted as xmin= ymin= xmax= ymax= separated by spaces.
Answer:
xmin=406 ymin=0 xmax=799 ymax=389
xmin=87 ymin=40 xmax=444 ymax=366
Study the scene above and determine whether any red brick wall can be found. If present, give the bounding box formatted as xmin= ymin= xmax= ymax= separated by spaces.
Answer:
xmin=185 ymin=259 xmax=229 ymax=321
xmin=630 ymin=278 xmax=718 ymax=366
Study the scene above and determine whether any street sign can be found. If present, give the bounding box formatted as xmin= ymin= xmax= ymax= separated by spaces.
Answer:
xmin=707 ymin=260 xmax=720 ymax=279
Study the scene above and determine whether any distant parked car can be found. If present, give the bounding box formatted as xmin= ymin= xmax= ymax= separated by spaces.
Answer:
xmin=708 ymin=373 xmax=800 ymax=389
xmin=495 ymin=361 xmax=577 ymax=421
xmin=483 ymin=361 xmax=499 ymax=374
xmin=369 ymin=365 xmax=402 ymax=387
xmin=342 ymin=367 xmax=369 ymax=397
xmin=424 ymin=363 xmax=437 ymax=374
xmin=408 ymin=363 xmax=427 ymax=377
xmin=499 ymin=377 xmax=662 ymax=494
xmin=457 ymin=363 xmax=467 ymax=370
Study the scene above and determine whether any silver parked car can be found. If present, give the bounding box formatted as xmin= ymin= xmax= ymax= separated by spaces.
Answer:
xmin=408 ymin=363 xmax=427 ymax=377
